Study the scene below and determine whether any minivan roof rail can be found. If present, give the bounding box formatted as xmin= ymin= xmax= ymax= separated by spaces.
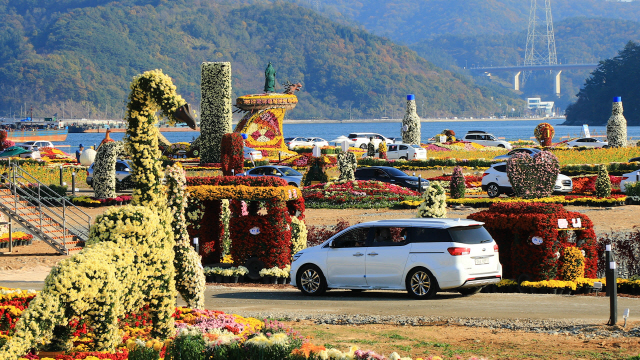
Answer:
xmin=467 ymin=130 xmax=487 ymax=134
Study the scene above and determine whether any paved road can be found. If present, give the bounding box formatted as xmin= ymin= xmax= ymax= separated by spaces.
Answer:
xmin=3 ymin=281 xmax=638 ymax=323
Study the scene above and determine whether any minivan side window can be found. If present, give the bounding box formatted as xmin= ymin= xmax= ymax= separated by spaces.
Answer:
xmin=494 ymin=165 xmax=507 ymax=172
xmin=410 ymin=228 xmax=452 ymax=243
xmin=331 ymin=228 xmax=369 ymax=248
xmin=371 ymin=227 xmax=408 ymax=246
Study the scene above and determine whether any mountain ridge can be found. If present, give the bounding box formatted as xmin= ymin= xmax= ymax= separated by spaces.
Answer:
xmin=0 ymin=0 xmax=521 ymax=120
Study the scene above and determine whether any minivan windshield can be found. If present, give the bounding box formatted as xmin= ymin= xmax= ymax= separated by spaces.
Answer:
xmin=448 ymin=226 xmax=494 ymax=244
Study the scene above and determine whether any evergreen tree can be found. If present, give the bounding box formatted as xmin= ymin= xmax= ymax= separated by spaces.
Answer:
xmin=595 ymin=164 xmax=612 ymax=198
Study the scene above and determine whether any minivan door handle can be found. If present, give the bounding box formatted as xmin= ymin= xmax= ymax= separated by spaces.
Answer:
xmin=353 ymin=252 xmax=364 ymax=257
xmin=367 ymin=252 xmax=378 ymax=256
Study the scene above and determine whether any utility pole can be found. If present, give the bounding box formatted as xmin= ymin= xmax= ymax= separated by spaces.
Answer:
xmin=523 ymin=0 xmax=558 ymax=85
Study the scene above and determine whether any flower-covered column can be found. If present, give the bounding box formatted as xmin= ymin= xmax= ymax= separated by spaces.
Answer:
xmin=166 ymin=164 xmax=205 ymax=309
xmin=606 ymin=96 xmax=627 ymax=148
xmin=200 ymin=62 xmax=233 ymax=163
xmin=92 ymin=141 xmax=123 ymax=199
xmin=401 ymin=94 xmax=421 ymax=145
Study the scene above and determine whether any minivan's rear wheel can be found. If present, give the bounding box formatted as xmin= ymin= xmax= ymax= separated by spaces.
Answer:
xmin=458 ymin=286 xmax=484 ymax=296
xmin=406 ymin=268 xmax=438 ymax=299
xmin=297 ymin=265 xmax=327 ymax=296
xmin=498 ymin=144 xmax=505 ymax=148
xmin=487 ymin=183 xmax=500 ymax=198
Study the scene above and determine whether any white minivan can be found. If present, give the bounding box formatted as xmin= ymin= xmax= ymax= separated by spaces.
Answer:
xmin=386 ymin=144 xmax=427 ymax=160
xmin=290 ymin=219 xmax=502 ymax=299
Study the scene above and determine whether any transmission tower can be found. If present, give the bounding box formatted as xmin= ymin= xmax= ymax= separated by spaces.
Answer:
xmin=522 ymin=0 xmax=557 ymax=85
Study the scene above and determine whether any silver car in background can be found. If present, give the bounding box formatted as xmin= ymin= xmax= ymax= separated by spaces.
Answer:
xmin=238 ymin=165 xmax=303 ymax=187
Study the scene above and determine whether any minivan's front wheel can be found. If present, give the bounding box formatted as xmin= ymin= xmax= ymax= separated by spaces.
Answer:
xmin=406 ymin=268 xmax=438 ymax=299
xmin=359 ymin=144 xmax=367 ymax=149
xmin=297 ymin=265 xmax=327 ymax=296
xmin=486 ymin=183 xmax=500 ymax=198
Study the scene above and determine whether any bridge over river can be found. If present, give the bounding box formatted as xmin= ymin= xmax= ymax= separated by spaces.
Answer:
xmin=471 ymin=64 xmax=598 ymax=95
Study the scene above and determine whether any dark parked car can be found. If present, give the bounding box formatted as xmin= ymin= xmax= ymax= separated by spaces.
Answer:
xmin=354 ymin=166 xmax=429 ymax=191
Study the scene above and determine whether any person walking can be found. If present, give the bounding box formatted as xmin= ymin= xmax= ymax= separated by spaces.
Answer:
xmin=75 ymin=144 xmax=84 ymax=163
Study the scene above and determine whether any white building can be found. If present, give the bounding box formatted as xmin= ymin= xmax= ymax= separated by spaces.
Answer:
xmin=527 ymin=98 xmax=555 ymax=116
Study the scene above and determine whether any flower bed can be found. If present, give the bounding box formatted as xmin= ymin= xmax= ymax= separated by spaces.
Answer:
xmin=39 ymin=147 xmax=76 ymax=163
xmin=70 ymin=196 xmax=132 ymax=207
xmin=486 ymin=278 xmax=640 ymax=295
xmin=302 ymin=180 xmax=421 ymax=209
xmin=442 ymin=194 xmax=627 ymax=208
xmin=0 ymin=232 xmax=33 ymax=248
xmin=0 ymin=287 xmax=486 ymax=360
xmin=277 ymin=153 xmax=337 ymax=168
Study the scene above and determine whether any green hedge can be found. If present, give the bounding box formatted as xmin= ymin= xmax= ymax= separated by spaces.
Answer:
xmin=292 ymin=147 xmax=342 ymax=154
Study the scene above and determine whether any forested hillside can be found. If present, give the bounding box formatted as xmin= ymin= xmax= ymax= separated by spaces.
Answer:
xmin=409 ymin=17 xmax=640 ymax=111
xmin=565 ymin=42 xmax=640 ymax=126
xmin=292 ymin=0 xmax=640 ymax=43
xmin=0 ymin=0 xmax=521 ymax=120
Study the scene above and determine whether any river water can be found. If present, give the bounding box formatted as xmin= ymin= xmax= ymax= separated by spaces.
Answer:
xmin=53 ymin=119 xmax=640 ymax=150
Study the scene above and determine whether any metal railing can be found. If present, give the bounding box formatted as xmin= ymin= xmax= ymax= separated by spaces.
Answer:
xmin=0 ymin=162 xmax=92 ymax=254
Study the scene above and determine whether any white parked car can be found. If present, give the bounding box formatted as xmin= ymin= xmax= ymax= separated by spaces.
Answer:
xmin=620 ymin=169 xmax=640 ymax=193
xmin=290 ymin=218 xmax=502 ymax=298
xmin=17 ymin=141 xmax=55 ymax=151
xmin=284 ymin=137 xmax=311 ymax=150
xmin=307 ymin=137 xmax=329 ymax=148
xmin=463 ymin=131 xmax=512 ymax=149
xmin=386 ymin=144 xmax=427 ymax=160
xmin=481 ymin=162 xmax=572 ymax=198
xmin=243 ymin=147 xmax=263 ymax=160
xmin=346 ymin=133 xmax=394 ymax=150
xmin=566 ymin=137 xmax=608 ymax=148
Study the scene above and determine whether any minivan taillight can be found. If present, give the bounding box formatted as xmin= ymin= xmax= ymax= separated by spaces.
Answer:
xmin=482 ymin=172 xmax=489 ymax=178
xmin=621 ymin=176 xmax=629 ymax=181
xmin=494 ymin=244 xmax=499 ymax=252
xmin=447 ymin=247 xmax=470 ymax=256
